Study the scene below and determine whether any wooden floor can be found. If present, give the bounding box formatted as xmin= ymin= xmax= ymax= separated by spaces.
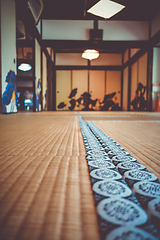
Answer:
xmin=0 ymin=111 xmax=160 ymax=240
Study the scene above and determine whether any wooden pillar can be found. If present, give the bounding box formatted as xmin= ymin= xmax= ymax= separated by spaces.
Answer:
xmin=128 ymin=49 xmax=131 ymax=111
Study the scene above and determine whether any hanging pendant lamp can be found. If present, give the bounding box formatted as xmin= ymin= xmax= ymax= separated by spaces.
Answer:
xmin=82 ymin=49 xmax=99 ymax=60
xmin=18 ymin=63 xmax=32 ymax=71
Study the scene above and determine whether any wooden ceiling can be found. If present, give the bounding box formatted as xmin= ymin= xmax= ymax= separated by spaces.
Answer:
xmin=41 ymin=0 xmax=160 ymax=21
xmin=16 ymin=0 xmax=160 ymax=54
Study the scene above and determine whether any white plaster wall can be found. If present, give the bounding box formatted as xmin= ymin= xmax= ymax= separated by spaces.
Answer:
xmin=42 ymin=52 xmax=47 ymax=110
xmin=42 ymin=20 xmax=93 ymax=40
xmin=152 ymin=48 xmax=160 ymax=87
xmin=1 ymin=0 xmax=16 ymax=94
xmin=99 ymin=21 xmax=149 ymax=41
xmin=42 ymin=20 xmax=149 ymax=41
xmin=152 ymin=47 xmax=160 ymax=111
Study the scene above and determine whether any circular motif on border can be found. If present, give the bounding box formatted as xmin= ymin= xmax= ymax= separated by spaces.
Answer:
xmin=148 ymin=198 xmax=160 ymax=219
xmin=106 ymin=226 xmax=157 ymax=240
xmin=88 ymin=161 xmax=115 ymax=169
xmin=97 ymin=197 xmax=148 ymax=226
xmin=90 ymin=169 xmax=122 ymax=180
xmin=117 ymin=161 xmax=145 ymax=170
xmin=133 ymin=181 xmax=160 ymax=198
xmin=112 ymin=156 xmax=136 ymax=162
xmin=124 ymin=169 xmax=157 ymax=181
xmin=93 ymin=180 xmax=132 ymax=197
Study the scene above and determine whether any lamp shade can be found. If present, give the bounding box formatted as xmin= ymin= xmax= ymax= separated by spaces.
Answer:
xmin=18 ymin=63 xmax=32 ymax=71
xmin=82 ymin=49 xmax=99 ymax=60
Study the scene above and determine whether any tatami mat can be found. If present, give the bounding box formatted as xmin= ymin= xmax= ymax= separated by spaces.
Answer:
xmin=89 ymin=114 xmax=160 ymax=179
xmin=0 ymin=111 xmax=160 ymax=240
xmin=0 ymin=112 xmax=100 ymax=240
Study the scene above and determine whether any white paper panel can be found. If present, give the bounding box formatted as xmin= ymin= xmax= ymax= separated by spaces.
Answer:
xmin=106 ymin=71 xmax=121 ymax=106
xmin=138 ymin=53 xmax=147 ymax=100
xmin=56 ymin=70 xmax=71 ymax=110
xmin=72 ymin=70 xmax=88 ymax=110
xmin=89 ymin=70 xmax=105 ymax=103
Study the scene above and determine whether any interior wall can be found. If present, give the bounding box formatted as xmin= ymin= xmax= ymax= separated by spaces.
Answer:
xmin=152 ymin=47 xmax=160 ymax=111
xmin=42 ymin=20 xmax=93 ymax=40
xmin=99 ymin=21 xmax=149 ymax=41
xmin=42 ymin=52 xmax=47 ymax=111
xmin=42 ymin=20 xmax=149 ymax=41
xmin=35 ymin=39 xmax=41 ymax=111
xmin=1 ymin=0 xmax=17 ymax=113
xmin=122 ymin=67 xmax=128 ymax=111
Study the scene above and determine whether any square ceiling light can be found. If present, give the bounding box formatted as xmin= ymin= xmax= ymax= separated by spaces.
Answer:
xmin=87 ymin=0 xmax=125 ymax=19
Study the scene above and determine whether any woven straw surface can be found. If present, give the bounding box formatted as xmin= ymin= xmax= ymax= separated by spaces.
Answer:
xmin=0 ymin=112 xmax=100 ymax=240
xmin=0 ymin=111 xmax=160 ymax=240
xmin=91 ymin=112 xmax=160 ymax=179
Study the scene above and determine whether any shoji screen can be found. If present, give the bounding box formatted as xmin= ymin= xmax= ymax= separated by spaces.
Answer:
xmin=106 ymin=71 xmax=121 ymax=107
xmin=56 ymin=70 xmax=71 ymax=110
xmin=89 ymin=70 xmax=105 ymax=103
xmin=130 ymin=53 xmax=147 ymax=110
xmin=138 ymin=53 xmax=147 ymax=100
xmin=72 ymin=70 xmax=88 ymax=110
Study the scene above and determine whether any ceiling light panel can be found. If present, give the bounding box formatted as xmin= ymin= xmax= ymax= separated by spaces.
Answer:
xmin=87 ymin=0 xmax=125 ymax=19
